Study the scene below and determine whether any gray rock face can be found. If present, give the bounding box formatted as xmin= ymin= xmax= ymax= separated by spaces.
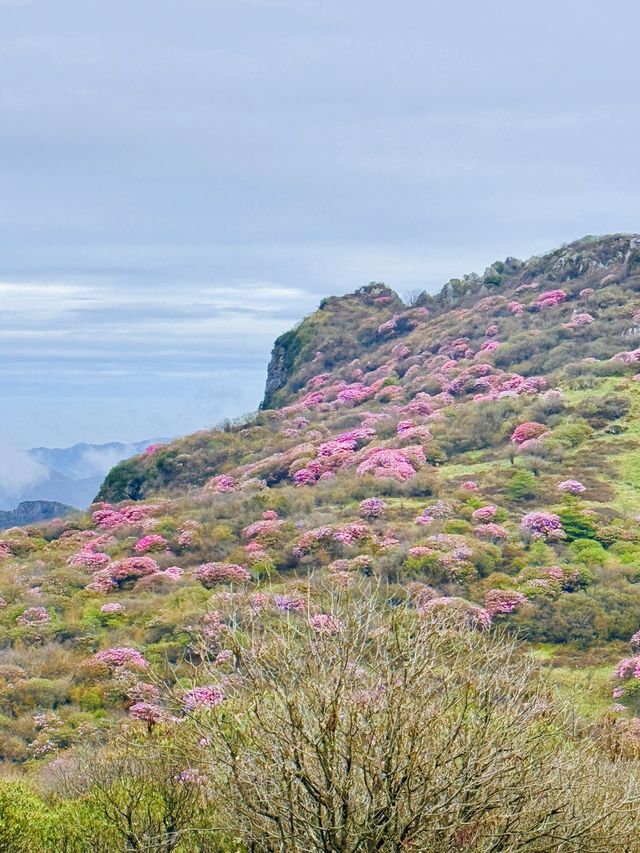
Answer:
xmin=262 ymin=343 xmax=290 ymax=410
xmin=0 ymin=500 xmax=77 ymax=530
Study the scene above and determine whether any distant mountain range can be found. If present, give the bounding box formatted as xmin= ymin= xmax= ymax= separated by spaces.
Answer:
xmin=0 ymin=500 xmax=77 ymax=530
xmin=0 ymin=439 xmax=168 ymax=512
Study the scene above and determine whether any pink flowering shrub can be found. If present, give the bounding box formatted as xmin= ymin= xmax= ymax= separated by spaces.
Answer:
xmin=558 ymin=479 xmax=586 ymax=495
xmin=193 ymin=563 xmax=252 ymax=586
xmin=359 ymin=497 xmax=387 ymax=518
xmin=182 ymin=685 xmax=224 ymax=711
xmin=109 ymin=556 xmax=161 ymax=584
xmin=471 ymin=505 xmax=497 ymax=522
xmin=17 ymin=606 xmax=49 ymax=626
xmin=100 ymin=602 xmax=124 ymax=613
xmin=309 ymin=613 xmax=343 ymax=634
xmin=520 ymin=512 xmax=566 ymax=541
xmin=274 ymin=594 xmax=307 ymax=613
xmin=533 ymin=289 xmax=567 ymax=309
xmin=207 ymin=474 xmax=236 ymax=492
xmin=92 ymin=503 xmax=159 ymax=529
xmin=474 ymin=523 xmax=509 ymax=540
xmin=94 ymin=647 xmax=148 ymax=669
xmin=511 ymin=422 xmax=548 ymax=444
xmin=484 ymin=589 xmax=527 ymax=617
xmin=134 ymin=533 xmax=168 ymax=554
xmin=356 ymin=446 xmax=425 ymax=481
xmin=563 ymin=313 xmax=594 ymax=329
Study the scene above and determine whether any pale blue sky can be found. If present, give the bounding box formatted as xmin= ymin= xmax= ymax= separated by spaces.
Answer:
xmin=1 ymin=0 xmax=640 ymax=448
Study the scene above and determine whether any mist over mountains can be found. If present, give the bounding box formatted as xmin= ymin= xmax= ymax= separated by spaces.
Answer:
xmin=0 ymin=439 xmax=167 ymax=511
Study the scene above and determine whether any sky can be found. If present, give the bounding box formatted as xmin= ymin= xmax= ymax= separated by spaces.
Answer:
xmin=2 ymin=0 xmax=640 ymax=451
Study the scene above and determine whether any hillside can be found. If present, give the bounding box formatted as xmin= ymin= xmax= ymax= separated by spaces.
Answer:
xmin=5 ymin=234 xmax=640 ymax=845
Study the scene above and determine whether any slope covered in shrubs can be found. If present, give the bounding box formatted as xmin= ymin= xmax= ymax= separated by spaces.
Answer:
xmin=4 ymin=234 xmax=640 ymax=847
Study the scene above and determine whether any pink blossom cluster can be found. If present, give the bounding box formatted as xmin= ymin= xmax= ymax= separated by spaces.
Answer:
xmin=557 ymin=479 xmax=586 ymax=495
xmin=615 ymin=657 xmax=640 ymax=680
xmin=134 ymin=534 xmax=168 ymax=554
xmin=415 ymin=501 xmax=454 ymax=526
xmin=207 ymin=474 xmax=236 ymax=493
xmin=328 ymin=555 xmax=373 ymax=573
xmin=100 ymin=602 xmax=124 ymax=613
xmin=485 ymin=324 xmax=498 ymax=337
xmin=471 ymin=505 xmax=497 ymax=521
xmin=129 ymin=702 xmax=169 ymax=725
xmin=182 ymin=685 xmax=224 ymax=711
xmin=193 ymin=563 xmax=252 ymax=586
xmin=17 ymin=606 xmax=49 ymax=625
xmin=109 ymin=556 xmax=161 ymax=583
xmin=142 ymin=443 xmax=164 ymax=457
xmin=474 ymin=523 xmax=509 ymax=540
xmin=94 ymin=647 xmax=148 ymax=669
xmin=178 ymin=521 xmax=197 ymax=546
xmin=274 ymin=594 xmax=307 ymax=612
xmin=533 ymin=289 xmax=567 ymax=309
xmin=163 ymin=566 xmax=183 ymax=580
xmin=479 ymin=340 xmax=501 ymax=353
xmin=356 ymin=446 xmax=425 ymax=481
xmin=520 ymin=511 xmax=566 ymax=540
xmin=507 ymin=300 xmax=524 ymax=316
xmin=92 ymin=503 xmax=159 ymax=529
xmin=511 ymin=421 xmax=548 ymax=444
xmin=563 ymin=313 xmax=594 ymax=329
xmin=460 ymin=480 xmax=479 ymax=492
xmin=309 ymin=613 xmax=343 ymax=634
xmin=68 ymin=544 xmax=110 ymax=568
xmin=377 ymin=318 xmax=398 ymax=335
xmin=0 ymin=541 xmax=12 ymax=561
xmin=580 ymin=288 xmax=594 ymax=297
xmin=472 ymin=371 xmax=546 ymax=401
xmin=337 ymin=383 xmax=374 ymax=404
xmin=484 ymin=589 xmax=527 ymax=616
xmin=241 ymin=511 xmax=284 ymax=541
xmin=359 ymin=497 xmax=387 ymax=518
xmin=612 ymin=348 xmax=640 ymax=365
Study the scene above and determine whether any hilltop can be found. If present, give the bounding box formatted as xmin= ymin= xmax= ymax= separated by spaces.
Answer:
xmin=5 ymin=234 xmax=640 ymax=847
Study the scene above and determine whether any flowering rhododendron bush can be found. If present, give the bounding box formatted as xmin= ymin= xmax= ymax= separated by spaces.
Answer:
xmin=7 ymin=237 xmax=640 ymax=844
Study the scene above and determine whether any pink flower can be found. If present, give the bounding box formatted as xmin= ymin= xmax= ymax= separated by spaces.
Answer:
xmin=94 ymin=647 xmax=148 ymax=669
xmin=359 ymin=497 xmax=387 ymax=518
xmin=309 ymin=613 xmax=343 ymax=635
xmin=511 ymin=422 xmax=548 ymax=444
xmin=533 ymin=289 xmax=567 ymax=309
xmin=557 ymin=479 xmax=586 ymax=495
xmin=474 ymin=523 xmax=509 ymax=540
xmin=471 ymin=505 xmax=497 ymax=521
xmin=193 ymin=563 xmax=252 ymax=586
xmin=207 ymin=474 xmax=236 ymax=493
xmin=484 ymin=589 xmax=527 ymax=616
xmin=129 ymin=702 xmax=169 ymax=726
xmin=357 ymin=446 xmax=425 ymax=481
xmin=100 ymin=602 xmax=124 ymax=613
xmin=520 ymin=512 xmax=566 ymax=541
xmin=274 ymin=594 xmax=306 ymax=613
xmin=460 ymin=480 xmax=479 ymax=492
xmin=163 ymin=566 xmax=183 ymax=581
xmin=17 ymin=606 xmax=49 ymax=625
xmin=134 ymin=534 xmax=168 ymax=554
xmin=182 ymin=686 xmax=224 ymax=711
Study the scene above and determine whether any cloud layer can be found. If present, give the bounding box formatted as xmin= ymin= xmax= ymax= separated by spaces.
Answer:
xmin=1 ymin=0 xmax=640 ymax=445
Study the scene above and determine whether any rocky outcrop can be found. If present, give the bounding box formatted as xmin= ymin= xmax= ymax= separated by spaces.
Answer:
xmin=0 ymin=500 xmax=77 ymax=530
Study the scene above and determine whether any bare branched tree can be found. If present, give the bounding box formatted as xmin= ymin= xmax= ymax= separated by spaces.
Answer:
xmin=193 ymin=598 xmax=640 ymax=852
